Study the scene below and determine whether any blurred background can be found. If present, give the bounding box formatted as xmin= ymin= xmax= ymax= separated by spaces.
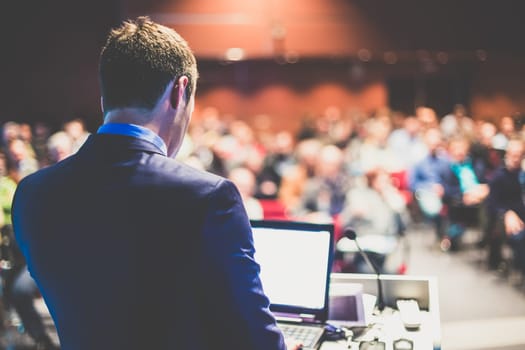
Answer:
xmin=1 ymin=1 xmax=525 ymax=349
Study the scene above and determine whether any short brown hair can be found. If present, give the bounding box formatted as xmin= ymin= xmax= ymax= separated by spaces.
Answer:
xmin=99 ymin=16 xmax=198 ymax=112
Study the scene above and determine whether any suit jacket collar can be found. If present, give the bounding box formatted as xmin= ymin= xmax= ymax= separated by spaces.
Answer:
xmin=97 ymin=123 xmax=167 ymax=156
xmin=78 ymin=133 xmax=167 ymax=158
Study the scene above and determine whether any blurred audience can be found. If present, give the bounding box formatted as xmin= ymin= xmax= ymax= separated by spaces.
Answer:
xmin=4 ymin=88 xmax=525 ymax=350
xmin=2 ymin=105 xmax=525 ymax=286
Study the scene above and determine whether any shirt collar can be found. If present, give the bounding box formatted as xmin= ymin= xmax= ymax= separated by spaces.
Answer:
xmin=97 ymin=123 xmax=167 ymax=156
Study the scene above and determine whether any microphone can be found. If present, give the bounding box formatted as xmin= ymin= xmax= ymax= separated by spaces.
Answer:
xmin=343 ymin=228 xmax=385 ymax=312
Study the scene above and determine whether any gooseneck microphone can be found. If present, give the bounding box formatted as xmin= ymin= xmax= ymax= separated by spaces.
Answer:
xmin=343 ymin=228 xmax=385 ymax=312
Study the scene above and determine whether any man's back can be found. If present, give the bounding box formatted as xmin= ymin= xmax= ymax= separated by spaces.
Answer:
xmin=13 ymin=134 xmax=284 ymax=349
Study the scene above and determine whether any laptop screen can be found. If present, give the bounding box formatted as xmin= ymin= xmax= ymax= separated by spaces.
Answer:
xmin=250 ymin=220 xmax=334 ymax=321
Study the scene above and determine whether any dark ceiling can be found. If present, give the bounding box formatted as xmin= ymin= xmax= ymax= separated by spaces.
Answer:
xmin=1 ymin=1 xmax=523 ymax=125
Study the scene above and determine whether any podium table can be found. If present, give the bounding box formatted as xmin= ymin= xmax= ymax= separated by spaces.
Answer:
xmin=322 ymin=273 xmax=441 ymax=350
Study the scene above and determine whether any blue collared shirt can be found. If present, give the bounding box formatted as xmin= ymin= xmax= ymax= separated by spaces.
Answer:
xmin=97 ymin=123 xmax=167 ymax=156
xmin=410 ymin=153 xmax=450 ymax=192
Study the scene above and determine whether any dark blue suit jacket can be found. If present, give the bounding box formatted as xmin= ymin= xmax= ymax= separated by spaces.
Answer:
xmin=12 ymin=134 xmax=285 ymax=350
xmin=488 ymin=166 xmax=525 ymax=221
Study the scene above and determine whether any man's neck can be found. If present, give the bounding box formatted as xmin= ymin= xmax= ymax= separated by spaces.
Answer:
xmin=104 ymin=107 xmax=152 ymax=124
xmin=103 ymin=108 xmax=161 ymax=136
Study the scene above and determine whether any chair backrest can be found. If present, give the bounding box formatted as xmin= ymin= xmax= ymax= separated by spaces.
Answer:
xmin=259 ymin=199 xmax=288 ymax=220
xmin=390 ymin=170 xmax=413 ymax=204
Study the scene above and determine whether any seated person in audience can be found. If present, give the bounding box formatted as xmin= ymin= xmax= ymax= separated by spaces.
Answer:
xmin=228 ymin=167 xmax=264 ymax=220
xmin=493 ymin=116 xmax=516 ymax=152
xmin=440 ymin=104 xmax=475 ymax=140
xmin=387 ymin=115 xmax=427 ymax=170
xmin=442 ymin=135 xmax=489 ymax=250
xmin=487 ymin=138 xmax=525 ymax=272
xmin=339 ymin=168 xmax=408 ymax=272
xmin=63 ymin=118 xmax=90 ymax=154
xmin=254 ymin=132 xmax=295 ymax=199
xmin=470 ymin=121 xmax=503 ymax=247
xmin=221 ymin=120 xmax=260 ymax=172
xmin=244 ymin=147 xmax=281 ymax=200
xmin=342 ymin=168 xmax=407 ymax=237
xmin=32 ymin=122 xmax=52 ymax=168
xmin=47 ymin=131 xmax=73 ymax=165
xmin=352 ymin=115 xmax=402 ymax=174
xmin=279 ymin=138 xmax=322 ymax=214
xmin=18 ymin=123 xmax=37 ymax=161
xmin=415 ymin=106 xmax=439 ymax=132
xmin=410 ymin=128 xmax=450 ymax=240
xmin=297 ymin=144 xmax=351 ymax=220
xmin=470 ymin=121 xmax=501 ymax=184
xmin=6 ymin=138 xmax=39 ymax=182
xmin=264 ymin=131 xmax=295 ymax=179
xmin=1 ymin=122 xmax=21 ymax=150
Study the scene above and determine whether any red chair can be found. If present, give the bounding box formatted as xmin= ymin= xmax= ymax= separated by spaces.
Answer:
xmin=389 ymin=170 xmax=413 ymax=205
xmin=259 ymin=199 xmax=289 ymax=220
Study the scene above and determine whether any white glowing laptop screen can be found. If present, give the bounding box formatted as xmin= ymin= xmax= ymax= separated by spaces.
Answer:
xmin=250 ymin=220 xmax=334 ymax=321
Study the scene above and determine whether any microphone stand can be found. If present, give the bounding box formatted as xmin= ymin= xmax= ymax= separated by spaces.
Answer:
xmin=344 ymin=228 xmax=385 ymax=312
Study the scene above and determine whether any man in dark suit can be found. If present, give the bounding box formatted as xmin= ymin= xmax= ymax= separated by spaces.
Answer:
xmin=487 ymin=138 xmax=525 ymax=272
xmin=12 ymin=17 xmax=295 ymax=350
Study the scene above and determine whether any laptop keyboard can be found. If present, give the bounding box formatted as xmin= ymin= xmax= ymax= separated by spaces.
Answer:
xmin=278 ymin=323 xmax=323 ymax=349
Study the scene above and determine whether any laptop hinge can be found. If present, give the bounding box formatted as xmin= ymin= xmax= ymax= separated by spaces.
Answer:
xmin=299 ymin=313 xmax=317 ymax=322
xmin=275 ymin=313 xmax=317 ymax=323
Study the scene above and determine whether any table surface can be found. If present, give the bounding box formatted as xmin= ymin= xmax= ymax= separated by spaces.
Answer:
xmin=321 ymin=308 xmax=438 ymax=350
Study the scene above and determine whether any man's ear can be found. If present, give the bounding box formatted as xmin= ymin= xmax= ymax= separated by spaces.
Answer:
xmin=170 ymin=76 xmax=189 ymax=109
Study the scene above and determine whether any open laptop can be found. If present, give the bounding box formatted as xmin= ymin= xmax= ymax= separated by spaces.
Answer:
xmin=250 ymin=220 xmax=334 ymax=350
